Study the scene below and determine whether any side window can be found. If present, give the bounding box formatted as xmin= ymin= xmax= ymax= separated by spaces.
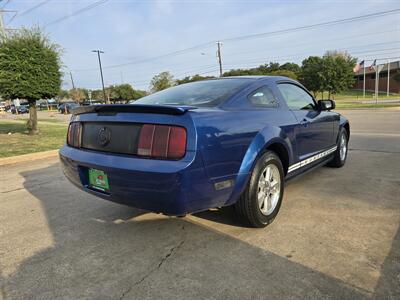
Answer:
xmin=248 ymin=86 xmax=278 ymax=108
xmin=277 ymin=83 xmax=315 ymax=110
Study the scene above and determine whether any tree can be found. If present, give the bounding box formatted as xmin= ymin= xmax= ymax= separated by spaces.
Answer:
xmin=300 ymin=56 xmax=325 ymax=97
xmin=150 ymin=71 xmax=175 ymax=92
xmin=115 ymin=84 xmax=135 ymax=101
xmin=0 ymin=27 xmax=62 ymax=134
xmin=131 ymin=89 xmax=147 ymax=101
xmin=268 ymin=70 xmax=298 ymax=80
xmin=222 ymin=62 xmax=301 ymax=78
xmin=279 ymin=62 xmax=301 ymax=75
xmin=176 ymin=74 xmax=215 ymax=85
xmin=57 ymin=89 xmax=69 ymax=101
xmin=300 ymin=52 xmax=356 ymax=99
xmin=69 ymin=88 xmax=87 ymax=103
xmin=91 ymin=89 xmax=104 ymax=101
xmin=322 ymin=51 xmax=357 ymax=98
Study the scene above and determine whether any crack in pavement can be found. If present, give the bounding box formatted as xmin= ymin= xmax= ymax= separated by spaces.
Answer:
xmin=119 ymin=239 xmax=185 ymax=300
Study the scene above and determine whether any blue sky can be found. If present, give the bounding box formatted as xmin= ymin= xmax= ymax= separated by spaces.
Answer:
xmin=2 ymin=0 xmax=400 ymax=91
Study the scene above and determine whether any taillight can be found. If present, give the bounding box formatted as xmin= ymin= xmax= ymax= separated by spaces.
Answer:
xmin=67 ymin=122 xmax=82 ymax=148
xmin=138 ymin=124 xmax=186 ymax=159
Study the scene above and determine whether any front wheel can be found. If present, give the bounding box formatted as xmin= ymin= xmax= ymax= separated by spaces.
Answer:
xmin=234 ymin=151 xmax=284 ymax=228
xmin=328 ymin=128 xmax=348 ymax=168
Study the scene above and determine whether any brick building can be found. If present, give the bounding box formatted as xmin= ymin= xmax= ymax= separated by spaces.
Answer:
xmin=353 ymin=61 xmax=400 ymax=93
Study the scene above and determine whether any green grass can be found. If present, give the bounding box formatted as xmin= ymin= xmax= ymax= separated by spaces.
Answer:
xmin=335 ymin=103 xmax=400 ymax=109
xmin=320 ymin=90 xmax=400 ymax=109
xmin=0 ymin=120 xmax=68 ymax=158
xmin=317 ymin=90 xmax=400 ymax=101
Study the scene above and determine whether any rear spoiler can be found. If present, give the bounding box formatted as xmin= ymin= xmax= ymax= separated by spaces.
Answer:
xmin=72 ymin=104 xmax=197 ymax=116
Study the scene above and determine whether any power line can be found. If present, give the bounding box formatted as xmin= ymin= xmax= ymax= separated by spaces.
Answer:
xmin=224 ymin=29 xmax=400 ymax=58
xmin=0 ymin=0 xmax=11 ymax=10
xmin=221 ymin=8 xmax=400 ymax=43
xmin=45 ymin=0 xmax=109 ymax=28
xmin=18 ymin=0 xmax=51 ymax=17
xmin=70 ymin=29 xmax=399 ymax=76
xmin=70 ymin=8 xmax=400 ymax=72
xmin=6 ymin=0 xmax=51 ymax=25
xmin=73 ymin=42 xmax=215 ymax=72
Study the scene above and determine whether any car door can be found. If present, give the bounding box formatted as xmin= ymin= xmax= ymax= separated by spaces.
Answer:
xmin=276 ymin=82 xmax=334 ymax=160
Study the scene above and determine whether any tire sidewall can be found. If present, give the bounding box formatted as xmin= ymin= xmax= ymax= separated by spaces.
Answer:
xmin=248 ymin=151 xmax=284 ymax=226
xmin=339 ymin=129 xmax=348 ymax=165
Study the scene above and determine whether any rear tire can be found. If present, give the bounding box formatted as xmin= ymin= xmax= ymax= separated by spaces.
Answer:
xmin=328 ymin=128 xmax=348 ymax=168
xmin=234 ymin=151 xmax=284 ymax=228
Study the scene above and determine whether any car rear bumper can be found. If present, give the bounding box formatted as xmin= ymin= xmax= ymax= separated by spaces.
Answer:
xmin=59 ymin=145 xmax=231 ymax=215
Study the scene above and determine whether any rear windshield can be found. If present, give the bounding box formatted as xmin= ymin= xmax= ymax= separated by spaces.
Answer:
xmin=134 ymin=79 xmax=252 ymax=107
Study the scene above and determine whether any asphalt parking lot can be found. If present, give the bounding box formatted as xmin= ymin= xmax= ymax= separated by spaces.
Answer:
xmin=1 ymin=109 xmax=399 ymax=299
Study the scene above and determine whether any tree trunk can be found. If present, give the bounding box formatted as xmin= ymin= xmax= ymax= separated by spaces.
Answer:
xmin=27 ymin=101 xmax=38 ymax=135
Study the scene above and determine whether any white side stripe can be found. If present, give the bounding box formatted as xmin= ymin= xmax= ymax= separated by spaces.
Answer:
xmin=288 ymin=146 xmax=337 ymax=173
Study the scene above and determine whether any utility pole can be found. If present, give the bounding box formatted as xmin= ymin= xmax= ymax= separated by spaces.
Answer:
xmin=69 ymin=71 xmax=76 ymax=89
xmin=216 ymin=41 xmax=223 ymax=77
xmin=92 ymin=50 xmax=108 ymax=104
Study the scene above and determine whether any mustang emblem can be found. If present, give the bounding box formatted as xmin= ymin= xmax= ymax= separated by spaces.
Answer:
xmin=98 ymin=127 xmax=111 ymax=146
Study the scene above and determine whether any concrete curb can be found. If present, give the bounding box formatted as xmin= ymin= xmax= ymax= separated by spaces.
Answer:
xmin=0 ymin=149 xmax=59 ymax=167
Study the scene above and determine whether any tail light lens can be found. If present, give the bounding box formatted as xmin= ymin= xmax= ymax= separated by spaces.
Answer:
xmin=138 ymin=124 xmax=186 ymax=159
xmin=67 ymin=122 xmax=82 ymax=148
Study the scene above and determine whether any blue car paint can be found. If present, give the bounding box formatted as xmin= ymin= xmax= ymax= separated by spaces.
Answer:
xmin=59 ymin=76 xmax=349 ymax=215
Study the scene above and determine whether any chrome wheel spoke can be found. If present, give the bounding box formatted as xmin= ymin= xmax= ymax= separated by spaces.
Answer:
xmin=265 ymin=195 xmax=271 ymax=211
xmin=257 ymin=163 xmax=281 ymax=216
xmin=265 ymin=166 xmax=271 ymax=182
xmin=258 ymin=191 xmax=265 ymax=208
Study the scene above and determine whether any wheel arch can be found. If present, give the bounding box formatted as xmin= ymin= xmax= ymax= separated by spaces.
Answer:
xmin=339 ymin=116 xmax=350 ymax=141
xmin=224 ymin=127 xmax=293 ymax=206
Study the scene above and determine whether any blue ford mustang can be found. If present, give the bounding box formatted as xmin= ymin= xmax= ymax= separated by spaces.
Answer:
xmin=60 ymin=76 xmax=349 ymax=227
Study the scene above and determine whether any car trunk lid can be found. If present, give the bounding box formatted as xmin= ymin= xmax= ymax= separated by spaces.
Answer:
xmin=67 ymin=104 xmax=197 ymax=160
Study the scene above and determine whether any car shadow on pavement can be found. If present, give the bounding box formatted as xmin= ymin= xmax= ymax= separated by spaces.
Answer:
xmin=193 ymin=206 xmax=242 ymax=227
xmin=1 ymin=162 xmax=398 ymax=299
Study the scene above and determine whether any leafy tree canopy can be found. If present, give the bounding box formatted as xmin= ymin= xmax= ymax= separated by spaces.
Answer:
xmin=150 ymin=71 xmax=175 ymax=92
xmin=57 ymin=89 xmax=69 ymax=100
xmin=0 ymin=27 xmax=62 ymax=134
xmin=222 ymin=62 xmax=301 ymax=78
xmin=176 ymin=74 xmax=215 ymax=85
xmin=0 ymin=27 xmax=62 ymax=101
xmin=89 ymin=84 xmax=146 ymax=103
xmin=69 ymin=88 xmax=87 ymax=103
xmin=300 ymin=51 xmax=356 ymax=98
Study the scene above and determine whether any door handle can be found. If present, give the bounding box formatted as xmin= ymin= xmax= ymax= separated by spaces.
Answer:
xmin=300 ymin=119 xmax=310 ymax=127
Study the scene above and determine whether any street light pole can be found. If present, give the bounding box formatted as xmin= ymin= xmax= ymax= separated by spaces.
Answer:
xmin=92 ymin=50 xmax=108 ymax=104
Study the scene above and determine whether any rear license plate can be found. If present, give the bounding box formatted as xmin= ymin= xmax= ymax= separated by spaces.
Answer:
xmin=88 ymin=168 xmax=110 ymax=192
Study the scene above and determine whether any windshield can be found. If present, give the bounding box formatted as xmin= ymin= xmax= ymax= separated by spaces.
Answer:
xmin=134 ymin=78 xmax=252 ymax=107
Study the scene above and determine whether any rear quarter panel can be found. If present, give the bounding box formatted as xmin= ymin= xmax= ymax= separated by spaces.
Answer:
xmin=190 ymin=107 xmax=298 ymax=205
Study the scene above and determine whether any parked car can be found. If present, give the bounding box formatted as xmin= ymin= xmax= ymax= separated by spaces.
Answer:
xmin=11 ymin=105 xmax=29 ymax=114
xmin=58 ymin=102 xmax=79 ymax=114
xmin=59 ymin=76 xmax=349 ymax=228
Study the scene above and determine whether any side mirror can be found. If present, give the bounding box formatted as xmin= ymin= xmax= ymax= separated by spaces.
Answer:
xmin=318 ymin=99 xmax=335 ymax=111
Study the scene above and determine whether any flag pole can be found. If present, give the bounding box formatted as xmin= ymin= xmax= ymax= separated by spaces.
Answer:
xmin=363 ymin=63 xmax=366 ymax=99
xmin=387 ymin=60 xmax=390 ymax=97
